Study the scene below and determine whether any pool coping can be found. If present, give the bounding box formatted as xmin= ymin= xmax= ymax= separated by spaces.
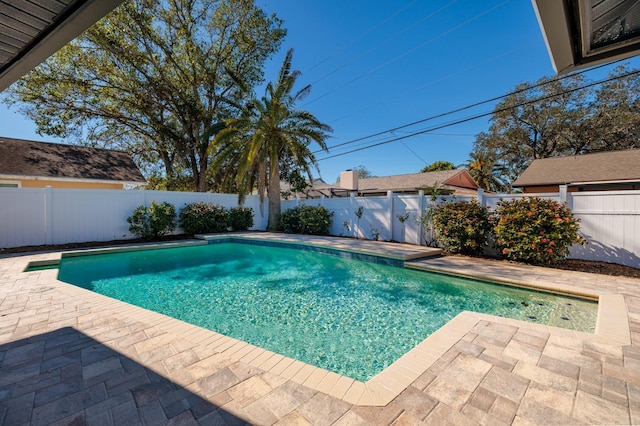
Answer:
xmin=15 ymin=233 xmax=632 ymax=407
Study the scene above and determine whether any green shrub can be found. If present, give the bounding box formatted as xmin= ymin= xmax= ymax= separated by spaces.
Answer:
xmin=179 ymin=202 xmax=227 ymax=234
xmin=278 ymin=205 xmax=333 ymax=235
xmin=432 ymin=199 xmax=491 ymax=255
xmin=127 ymin=201 xmax=176 ymax=239
xmin=494 ymin=197 xmax=586 ymax=265
xmin=227 ymin=207 xmax=254 ymax=231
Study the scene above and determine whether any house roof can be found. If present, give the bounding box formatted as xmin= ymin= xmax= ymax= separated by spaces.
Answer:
xmin=0 ymin=0 xmax=125 ymax=91
xmin=512 ymin=149 xmax=640 ymax=187
xmin=351 ymin=170 xmax=477 ymax=193
xmin=0 ymin=137 xmax=146 ymax=184
xmin=300 ymin=169 xmax=478 ymax=198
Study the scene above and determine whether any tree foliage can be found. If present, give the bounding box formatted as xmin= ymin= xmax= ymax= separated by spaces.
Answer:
xmin=211 ymin=48 xmax=332 ymax=229
xmin=474 ymin=64 xmax=640 ymax=183
xmin=420 ymin=160 xmax=455 ymax=173
xmin=462 ymin=149 xmax=507 ymax=193
xmin=4 ymin=0 xmax=285 ymax=192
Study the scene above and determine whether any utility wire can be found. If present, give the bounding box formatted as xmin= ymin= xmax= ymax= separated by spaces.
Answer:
xmin=310 ymin=1 xmax=458 ymax=86
xmin=303 ymin=0 xmax=512 ymax=108
xmin=326 ymin=40 xmax=536 ymax=125
xmin=316 ymin=68 xmax=640 ymax=161
xmin=314 ymin=58 xmax=627 ymax=155
xmin=305 ymin=0 xmax=419 ymax=73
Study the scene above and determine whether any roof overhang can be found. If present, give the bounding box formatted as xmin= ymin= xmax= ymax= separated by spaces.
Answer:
xmin=0 ymin=0 xmax=125 ymax=92
xmin=567 ymin=178 xmax=640 ymax=186
xmin=0 ymin=173 xmax=146 ymax=186
xmin=532 ymin=0 xmax=640 ymax=74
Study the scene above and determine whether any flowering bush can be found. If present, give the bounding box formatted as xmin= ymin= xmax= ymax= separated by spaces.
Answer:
xmin=127 ymin=201 xmax=176 ymax=239
xmin=227 ymin=207 xmax=254 ymax=231
xmin=179 ymin=202 xmax=227 ymax=234
xmin=432 ymin=200 xmax=491 ymax=255
xmin=278 ymin=205 xmax=333 ymax=235
xmin=494 ymin=197 xmax=586 ymax=265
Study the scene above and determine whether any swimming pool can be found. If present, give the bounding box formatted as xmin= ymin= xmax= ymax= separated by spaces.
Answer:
xmin=57 ymin=241 xmax=597 ymax=381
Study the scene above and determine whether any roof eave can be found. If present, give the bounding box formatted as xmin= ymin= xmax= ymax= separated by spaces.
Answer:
xmin=0 ymin=0 xmax=126 ymax=91
xmin=0 ymin=173 xmax=146 ymax=185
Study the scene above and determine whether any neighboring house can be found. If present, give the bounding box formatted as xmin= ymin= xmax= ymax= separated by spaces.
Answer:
xmin=0 ymin=137 xmax=146 ymax=189
xmin=292 ymin=169 xmax=480 ymax=199
xmin=512 ymin=149 xmax=640 ymax=193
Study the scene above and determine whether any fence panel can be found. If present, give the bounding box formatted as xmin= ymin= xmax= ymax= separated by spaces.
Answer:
xmin=50 ymin=189 xmax=144 ymax=244
xmin=0 ymin=188 xmax=47 ymax=248
xmin=392 ymin=195 xmax=421 ymax=244
xmin=569 ymin=190 xmax=640 ymax=268
xmin=482 ymin=193 xmax=560 ymax=210
xmin=0 ymin=188 xmax=266 ymax=248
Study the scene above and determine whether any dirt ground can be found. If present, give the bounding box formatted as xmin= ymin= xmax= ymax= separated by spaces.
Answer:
xmin=2 ymin=234 xmax=639 ymax=279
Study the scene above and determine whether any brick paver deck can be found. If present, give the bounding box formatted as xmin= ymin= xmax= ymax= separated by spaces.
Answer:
xmin=1 ymin=233 xmax=639 ymax=425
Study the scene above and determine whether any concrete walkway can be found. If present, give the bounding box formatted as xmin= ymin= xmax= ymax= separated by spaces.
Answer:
xmin=0 ymin=234 xmax=639 ymax=425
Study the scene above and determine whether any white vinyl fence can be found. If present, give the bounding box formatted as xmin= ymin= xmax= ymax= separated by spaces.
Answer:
xmin=0 ymin=187 xmax=267 ymax=248
xmin=283 ymin=188 xmax=640 ymax=269
xmin=2 ymin=186 xmax=639 ymax=268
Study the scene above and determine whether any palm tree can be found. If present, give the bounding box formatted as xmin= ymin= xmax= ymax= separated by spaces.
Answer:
xmin=463 ymin=151 xmax=508 ymax=193
xmin=211 ymin=49 xmax=332 ymax=229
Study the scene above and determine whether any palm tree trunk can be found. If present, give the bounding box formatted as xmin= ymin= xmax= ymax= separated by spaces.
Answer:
xmin=267 ymin=158 xmax=281 ymax=230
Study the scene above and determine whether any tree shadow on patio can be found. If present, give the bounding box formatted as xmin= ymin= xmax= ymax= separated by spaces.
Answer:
xmin=0 ymin=327 xmax=247 ymax=425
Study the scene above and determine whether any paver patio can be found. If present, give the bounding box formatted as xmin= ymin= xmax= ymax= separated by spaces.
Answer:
xmin=1 ymin=233 xmax=639 ymax=425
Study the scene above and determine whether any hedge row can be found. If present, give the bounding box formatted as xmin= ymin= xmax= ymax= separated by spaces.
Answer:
xmin=127 ymin=202 xmax=254 ymax=238
xmin=431 ymin=197 xmax=586 ymax=265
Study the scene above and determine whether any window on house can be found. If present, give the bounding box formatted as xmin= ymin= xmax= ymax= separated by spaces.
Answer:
xmin=0 ymin=181 xmax=20 ymax=187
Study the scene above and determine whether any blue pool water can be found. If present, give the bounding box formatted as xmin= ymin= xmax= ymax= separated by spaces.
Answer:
xmin=57 ymin=242 xmax=597 ymax=381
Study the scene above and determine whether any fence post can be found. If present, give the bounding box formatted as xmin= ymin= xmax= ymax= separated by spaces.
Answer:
xmin=349 ymin=193 xmax=356 ymax=236
xmin=387 ymin=191 xmax=394 ymax=242
xmin=418 ymin=190 xmax=424 ymax=246
xmin=559 ymin=185 xmax=569 ymax=207
xmin=477 ymin=188 xmax=485 ymax=207
xmin=44 ymin=186 xmax=53 ymax=245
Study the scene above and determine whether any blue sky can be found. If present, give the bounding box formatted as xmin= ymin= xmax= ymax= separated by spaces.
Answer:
xmin=1 ymin=0 xmax=639 ymax=184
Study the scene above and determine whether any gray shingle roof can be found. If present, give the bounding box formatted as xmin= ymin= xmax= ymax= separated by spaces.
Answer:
xmin=356 ymin=170 xmax=472 ymax=192
xmin=305 ymin=169 xmax=478 ymax=196
xmin=0 ymin=137 xmax=146 ymax=183
xmin=512 ymin=149 xmax=640 ymax=187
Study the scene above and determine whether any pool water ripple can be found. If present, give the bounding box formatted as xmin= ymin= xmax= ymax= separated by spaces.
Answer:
xmin=57 ymin=242 xmax=597 ymax=381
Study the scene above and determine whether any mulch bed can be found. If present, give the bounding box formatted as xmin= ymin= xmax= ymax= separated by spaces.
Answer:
xmin=2 ymin=235 xmax=639 ymax=279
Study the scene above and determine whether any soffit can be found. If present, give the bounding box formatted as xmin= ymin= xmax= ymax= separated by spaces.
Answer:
xmin=0 ymin=0 xmax=124 ymax=91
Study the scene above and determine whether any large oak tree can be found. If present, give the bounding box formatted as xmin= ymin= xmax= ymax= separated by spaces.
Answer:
xmin=474 ymin=64 xmax=640 ymax=183
xmin=4 ymin=0 xmax=285 ymax=192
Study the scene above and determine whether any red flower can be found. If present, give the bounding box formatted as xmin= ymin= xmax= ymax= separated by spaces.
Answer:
xmin=541 ymin=238 xmax=547 ymax=243
xmin=527 ymin=212 xmax=533 ymax=217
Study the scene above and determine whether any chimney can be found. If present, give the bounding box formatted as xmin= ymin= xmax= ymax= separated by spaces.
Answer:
xmin=340 ymin=169 xmax=359 ymax=190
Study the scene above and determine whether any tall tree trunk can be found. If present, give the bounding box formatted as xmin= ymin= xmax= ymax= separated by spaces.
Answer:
xmin=267 ymin=157 xmax=281 ymax=231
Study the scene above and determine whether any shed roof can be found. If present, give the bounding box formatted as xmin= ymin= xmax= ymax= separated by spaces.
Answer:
xmin=0 ymin=137 xmax=145 ymax=184
xmin=512 ymin=149 xmax=640 ymax=187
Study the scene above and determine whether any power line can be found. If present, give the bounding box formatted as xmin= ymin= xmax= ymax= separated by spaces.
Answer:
xmin=302 ymin=0 xmax=512 ymax=108
xmin=309 ymin=1 xmax=458 ymax=86
xmin=304 ymin=0 xmax=419 ymax=74
xmin=316 ymin=67 xmax=640 ymax=161
xmin=314 ymin=58 xmax=627 ymax=155
xmin=326 ymin=40 xmax=536 ymax=126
